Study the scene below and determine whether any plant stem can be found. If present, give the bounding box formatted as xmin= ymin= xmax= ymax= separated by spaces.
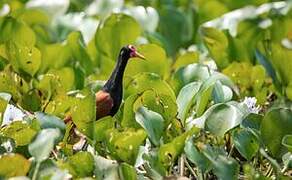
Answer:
xmin=228 ymin=144 xmax=234 ymax=157
xmin=178 ymin=155 xmax=185 ymax=177
xmin=184 ymin=157 xmax=197 ymax=178
xmin=32 ymin=162 xmax=40 ymax=180
xmin=259 ymin=148 xmax=281 ymax=176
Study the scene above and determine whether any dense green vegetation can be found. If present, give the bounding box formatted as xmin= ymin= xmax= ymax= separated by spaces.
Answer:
xmin=0 ymin=0 xmax=291 ymax=179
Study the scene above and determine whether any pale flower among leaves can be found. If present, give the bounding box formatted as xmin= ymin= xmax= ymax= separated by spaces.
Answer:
xmin=240 ymin=97 xmax=261 ymax=114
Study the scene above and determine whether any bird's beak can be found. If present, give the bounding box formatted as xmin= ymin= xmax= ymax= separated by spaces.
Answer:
xmin=133 ymin=51 xmax=146 ymax=60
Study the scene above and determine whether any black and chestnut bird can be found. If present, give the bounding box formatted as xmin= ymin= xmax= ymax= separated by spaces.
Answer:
xmin=95 ymin=45 xmax=145 ymax=119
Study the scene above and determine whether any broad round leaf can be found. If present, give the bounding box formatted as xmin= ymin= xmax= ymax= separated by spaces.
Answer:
xmin=205 ymin=103 xmax=245 ymax=137
xmin=67 ymin=31 xmax=93 ymax=75
xmin=201 ymin=27 xmax=229 ymax=69
xmin=7 ymin=42 xmax=41 ymax=77
xmin=106 ymin=128 xmax=147 ymax=165
xmin=187 ymin=102 xmax=246 ymax=136
xmin=38 ymin=43 xmax=71 ymax=73
xmin=70 ymin=89 xmax=96 ymax=138
xmin=125 ymin=44 xmax=169 ymax=78
xmin=29 ymin=128 xmax=61 ymax=162
xmin=68 ymin=151 xmax=94 ymax=177
xmin=261 ymin=108 xmax=292 ymax=157
xmin=0 ymin=153 xmax=30 ymax=178
xmin=176 ymin=82 xmax=201 ymax=123
xmin=211 ymin=155 xmax=239 ymax=180
xmin=0 ymin=17 xmax=36 ymax=45
xmin=158 ymin=127 xmax=199 ymax=167
xmin=232 ymin=128 xmax=259 ymax=160
xmin=212 ymin=82 xmax=233 ymax=103
xmin=135 ymin=106 xmax=164 ymax=146
xmin=171 ymin=63 xmax=209 ymax=94
xmin=124 ymin=72 xmax=176 ymax=101
xmin=118 ymin=163 xmax=137 ymax=180
xmin=94 ymin=155 xmax=119 ymax=180
xmin=0 ymin=121 xmax=37 ymax=146
xmin=184 ymin=138 xmax=211 ymax=173
xmin=93 ymin=116 xmax=115 ymax=142
xmin=47 ymin=67 xmax=75 ymax=92
xmin=172 ymin=52 xmax=199 ymax=71
xmin=133 ymin=90 xmax=177 ymax=125
xmin=95 ymin=13 xmax=141 ymax=60
xmin=35 ymin=112 xmax=66 ymax=132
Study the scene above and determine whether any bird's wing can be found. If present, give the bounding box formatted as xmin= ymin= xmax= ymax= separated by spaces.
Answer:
xmin=95 ymin=90 xmax=114 ymax=119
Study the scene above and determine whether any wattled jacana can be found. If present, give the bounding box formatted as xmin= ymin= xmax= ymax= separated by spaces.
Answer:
xmin=64 ymin=45 xmax=145 ymax=150
xmin=95 ymin=44 xmax=145 ymax=119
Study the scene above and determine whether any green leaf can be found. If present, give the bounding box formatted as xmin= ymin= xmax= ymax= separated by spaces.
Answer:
xmin=201 ymin=27 xmax=229 ymax=69
xmin=35 ymin=112 xmax=66 ymax=132
xmin=212 ymin=156 xmax=239 ymax=180
xmin=67 ymin=31 xmax=93 ymax=76
xmin=0 ymin=17 xmax=36 ymax=45
xmin=68 ymin=151 xmax=94 ymax=178
xmin=125 ymin=44 xmax=169 ymax=78
xmin=0 ymin=93 xmax=10 ymax=124
xmin=205 ymin=103 xmax=245 ymax=137
xmin=286 ymin=84 xmax=292 ymax=101
xmin=132 ymin=90 xmax=177 ymax=126
xmin=6 ymin=42 xmax=41 ymax=77
xmin=173 ymin=52 xmax=199 ymax=71
xmin=12 ymin=9 xmax=49 ymax=26
xmin=93 ymin=13 xmax=142 ymax=79
xmin=171 ymin=63 xmax=209 ymax=94
xmin=255 ymin=49 xmax=279 ymax=89
xmin=95 ymin=13 xmax=141 ymax=62
xmin=202 ymin=146 xmax=239 ymax=180
xmin=241 ymin=113 xmax=263 ymax=131
xmin=29 ymin=128 xmax=61 ymax=162
xmin=0 ymin=121 xmax=37 ymax=146
xmin=135 ymin=106 xmax=164 ymax=146
xmin=195 ymin=85 xmax=213 ymax=117
xmin=184 ymin=138 xmax=211 ymax=173
xmin=232 ymin=128 xmax=259 ymax=160
xmin=243 ymin=163 xmax=269 ymax=180
xmin=198 ymin=72 xmax=239 ymax=97
xmin=106 ymin=128 xmax=147 ymax=165
xmin=282 ymin=135 xmax=292 ymax=153
xmin=0 ymin=70 xmax=29 ymax=101
xmin=47 ymin=67 xmax=75 ymax=92
xmin=196 ymin=0 xmax=228 ymax=22
xmin=0 ymin=153 xmax=31 ymax=178
xmin=93 ymin=116 xmax=115 ymax=142
xmin=176 ymin=82 xmax=201 ymax=123
xmin=121 ymin=94 xmax=140 ymax=128
xmin=70 ymin=89 xmax=96 ymax=138
xmin=20 ymin=89 xmax=41 ymax=112
xmin=158 ymin=127 xmax=199 ymax=167
xmin=270 ymin=43 xmax=292 ymax=86
xmin=124 ymin=72 xmax=176 ymax=101
xmin=187 ymin=102 xmax=246 ymax=137
xmin=212 ymin=81 xmax=233 ymax=103
xmin=159 ymin=6 xmax=192 ymax=56
xmin=94 ymin=155 xmax=119 ymax=180
xmin=38 ymin=43 xmax=71 ymax=74
xmin=118 ymin=163 xmax=137 ymax=180
xmin=261 ymin=108 xmax=292 ymax=157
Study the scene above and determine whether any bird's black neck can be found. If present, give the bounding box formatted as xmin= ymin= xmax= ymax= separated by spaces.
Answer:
xmin=103 ymin=53 xmax=129 ymax=92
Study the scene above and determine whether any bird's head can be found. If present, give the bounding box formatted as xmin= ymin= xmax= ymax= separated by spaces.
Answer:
xmin=120 ymin=45 xmax=146 ymax=60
